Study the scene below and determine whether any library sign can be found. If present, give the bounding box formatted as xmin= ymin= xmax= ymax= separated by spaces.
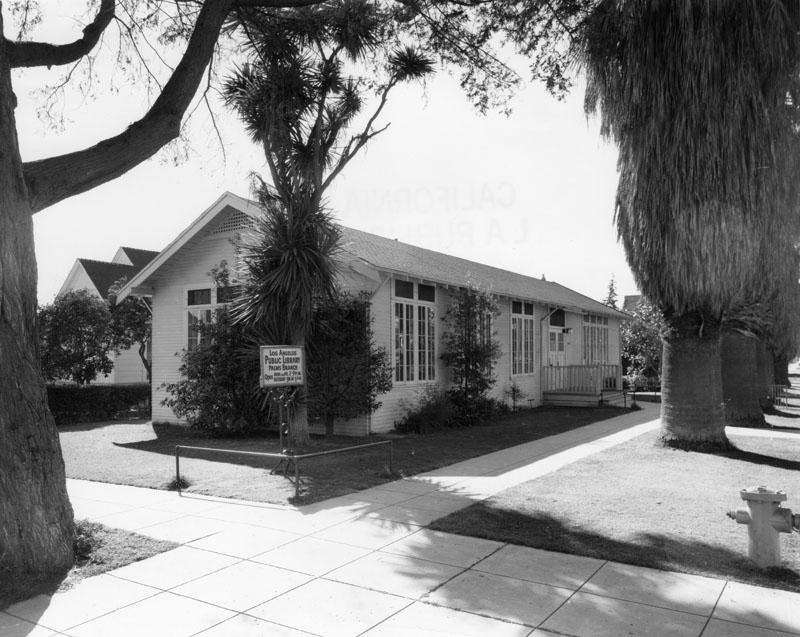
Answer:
xmin=259 ymin=346 xmax=305 ymax=387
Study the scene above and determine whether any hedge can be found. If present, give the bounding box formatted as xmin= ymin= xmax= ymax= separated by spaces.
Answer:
xmin=47 ymin=383 xmax=151 ymax=426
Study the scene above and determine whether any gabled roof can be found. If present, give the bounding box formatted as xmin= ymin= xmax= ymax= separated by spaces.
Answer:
xmin=119 ymin=247 xmax=159 ymax=270
xmin=77 ymin=260 xmax=140 ymax=299
xmin=119 ymin=191 xmax=627 ymax=319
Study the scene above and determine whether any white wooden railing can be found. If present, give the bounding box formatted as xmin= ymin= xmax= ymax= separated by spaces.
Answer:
xmin=542 ymin=364 xmax=620 ymax=394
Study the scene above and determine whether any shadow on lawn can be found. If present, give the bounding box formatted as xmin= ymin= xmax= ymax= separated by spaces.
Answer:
xmin=428 ymin=505 xmax=800 ymax=596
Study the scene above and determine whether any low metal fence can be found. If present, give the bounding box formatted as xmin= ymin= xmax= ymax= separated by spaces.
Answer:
xmin=174 ymin=439 xmax=393 ymax=499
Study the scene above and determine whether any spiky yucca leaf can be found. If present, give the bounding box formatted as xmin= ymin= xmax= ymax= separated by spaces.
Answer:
xmin=388 ymin=46 xmax=435 ymax=82
xmin=231 ymin=186 xmax=341 ymax=343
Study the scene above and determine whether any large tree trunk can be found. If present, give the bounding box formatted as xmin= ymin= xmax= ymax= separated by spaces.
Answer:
xmin=286 ymin=335 xmax=310 ymax=448
xmin=0 ymin=31 xmax=74 ymax=593
xmin=774 ymin=352 xmax=790 ymax=388
xmin=721 ymin=330 xmax=765 ymax=427
xmin=755 ymin=340 xmax=774 ymax=410
xmin=660 ymin=311 xmax=729 ymax=448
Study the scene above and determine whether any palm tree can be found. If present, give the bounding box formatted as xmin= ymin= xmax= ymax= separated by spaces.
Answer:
xmin=224 ymin=1 xmax=433 ymax=445
xmin=577 ymin=0 xmax=800 ymax=447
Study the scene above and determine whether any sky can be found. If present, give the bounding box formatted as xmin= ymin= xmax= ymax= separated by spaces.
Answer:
xmin=11 ymin=4 xmax=636 ymax=305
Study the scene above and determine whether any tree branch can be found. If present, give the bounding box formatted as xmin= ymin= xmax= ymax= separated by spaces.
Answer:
xmin=24 ymin=0 xmax=327 ymax=213
xmin=6 ymin=0 xmax=115 ymax=69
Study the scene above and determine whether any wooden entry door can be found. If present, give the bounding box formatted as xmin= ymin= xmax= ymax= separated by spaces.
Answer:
xmin=548 ymin=328 xmax=566 ymax=366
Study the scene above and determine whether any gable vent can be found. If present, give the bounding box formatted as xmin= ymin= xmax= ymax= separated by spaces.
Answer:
xmin=212 ymin=211 xmax=254 ymax=235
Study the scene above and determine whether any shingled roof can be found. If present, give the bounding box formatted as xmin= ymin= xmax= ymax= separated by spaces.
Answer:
xmin=339 ymin=227 xmax=626 ymax=318
xmin=118 ymin=247 xmax=159 ymax=270
xmin=118 ymin=192 xmax=626 ymax=318
xmin=76 ymin=260 xmax=139 ymax=299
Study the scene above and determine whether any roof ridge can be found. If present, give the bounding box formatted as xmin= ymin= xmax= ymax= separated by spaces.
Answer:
xmin=78 ymin=258 xmax=133 ymax=267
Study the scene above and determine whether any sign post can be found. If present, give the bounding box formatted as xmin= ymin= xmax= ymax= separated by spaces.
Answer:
xmin=260 ymin=346 xmax=305 ymax=464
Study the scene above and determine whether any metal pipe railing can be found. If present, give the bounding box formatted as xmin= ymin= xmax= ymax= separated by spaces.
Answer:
xmin=174 ymin=439 xmax=393 ymax=499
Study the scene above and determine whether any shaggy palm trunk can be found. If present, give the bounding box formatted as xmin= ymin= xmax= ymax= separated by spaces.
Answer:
xmin=721 ymin=330 xmax=764 ymax=427
xmin=755 ymin=340 xmax=774 ymax=410
xmin=774 ymin=353 xmax=790 ymax=388
xmin=0 ymin=32 xmax=75 ymax=587
xmin=660 ymin=312 xmax=728 ymax=447
xmin=288 ymin=333 xmax=310 ymax=447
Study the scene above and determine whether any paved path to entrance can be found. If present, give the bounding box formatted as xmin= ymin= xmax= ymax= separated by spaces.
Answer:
xmin=3 ymin=403 xmax=800 ymax=636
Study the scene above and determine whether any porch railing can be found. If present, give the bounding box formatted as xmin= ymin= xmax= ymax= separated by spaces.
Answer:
xmin=542 ymin=364 xmax=620 ymax=394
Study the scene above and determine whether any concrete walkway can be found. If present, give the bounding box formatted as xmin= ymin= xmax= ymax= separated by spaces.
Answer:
xmin=3 ymin=403 xmax=800 ymax=636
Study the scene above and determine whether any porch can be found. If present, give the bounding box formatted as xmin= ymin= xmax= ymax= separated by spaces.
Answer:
xmin=541 ymin=364 xmax=625 ymax=407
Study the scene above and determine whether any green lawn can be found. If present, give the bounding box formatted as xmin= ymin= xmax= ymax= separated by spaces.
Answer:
xmin=430 ymin=427 xmax=800 ymax=592
xmin=60 ymin=406 xmax=647 ymax=505
xmin=0 ymin=521 xmax=176 ymax=610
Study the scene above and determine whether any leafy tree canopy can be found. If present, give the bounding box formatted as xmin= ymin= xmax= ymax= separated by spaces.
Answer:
xmin=38 ymin=290 xmax=115 ymax=385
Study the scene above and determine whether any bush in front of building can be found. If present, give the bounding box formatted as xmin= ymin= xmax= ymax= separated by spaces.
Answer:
xmin=395 ymin=386 xmax=507 ymax=433
xmin=162 ymin=311 xmax=271 ymax=437
xmin=47 ymin=383 xmax=151 ymax=425
xmin=162 ymin=292 xmax=393 ymax=437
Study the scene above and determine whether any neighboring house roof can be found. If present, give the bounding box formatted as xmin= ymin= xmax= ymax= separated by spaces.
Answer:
xmin=77 ymin=259 xmax=140 ymax=299
xmin=622 ymin=294 xmax=642 ymax=312
xmin=118 ymin=192 xmax=628 ymax=319
xmin=59 ymin=248 xmax=160 ymax=300
xmin=119 ymin=247 xmax=160 ymax=270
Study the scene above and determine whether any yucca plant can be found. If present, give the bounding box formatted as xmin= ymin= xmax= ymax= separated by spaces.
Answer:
xmin=577 ymin=0 xmax=800 ymax=448
xmin=224 ymin=0 xmax=433 ymax=445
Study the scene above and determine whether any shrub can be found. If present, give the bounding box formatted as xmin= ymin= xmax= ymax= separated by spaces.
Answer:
xmin=395 ymin=387 xmax=456 ymax=433
xmin=395 ymin=386 xmax=508 ymax=433
xmin=47 ymin=383 xmax=150 ymax=425
xmin=503 ymin=380 xmax=528 ymax=411
xmin=161 ymin=311 xmax=273 ymax=437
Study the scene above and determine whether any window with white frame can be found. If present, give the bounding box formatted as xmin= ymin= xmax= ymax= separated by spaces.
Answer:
xmin=393 ymin=280 xmax=436 ymax=382
xmin=511 ymin=301 xmax=535 ymax=375
xmin=187 ymin=288 xmax=213 ymax=350
xmin=583 ymin=314 xmax=609 ymax=364
xmin=185 ymin=285 xmax=241 ymax=350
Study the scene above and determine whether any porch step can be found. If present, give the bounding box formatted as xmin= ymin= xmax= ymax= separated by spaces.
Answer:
xmin=542 ymin=390 xmax=628 ymax=408
xmin=599 ymin=390 xmax=627 ymax=407
xmin=542 ymin=392 xmax=603 ymax=407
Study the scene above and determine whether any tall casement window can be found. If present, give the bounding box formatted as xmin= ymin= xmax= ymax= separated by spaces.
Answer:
xmin=187 ymin=288 xmax=212 ymax=350
xmin=511 ymin=301 xmax=535 ymax=375
xmin=583 ymin=314 xmax=609 ymax=364
xmin=186 ymin=285 xmax=241 ymax=350
xmin=393 ymin=280 xmax=436 ymax=382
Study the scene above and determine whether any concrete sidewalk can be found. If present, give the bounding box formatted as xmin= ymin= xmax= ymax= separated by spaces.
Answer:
xmin=3 ymin=403 xmax=799 ymax=636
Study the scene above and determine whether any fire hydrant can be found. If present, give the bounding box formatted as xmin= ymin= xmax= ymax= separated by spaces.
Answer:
xmin=727 ymin=486 xmax=800 ymax=568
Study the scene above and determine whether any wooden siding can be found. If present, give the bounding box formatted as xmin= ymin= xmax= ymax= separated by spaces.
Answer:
xmin=151 ymin=230 xmax=238 ymax=423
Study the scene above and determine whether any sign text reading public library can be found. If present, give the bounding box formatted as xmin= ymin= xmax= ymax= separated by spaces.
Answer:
xmin=260 ymin=346 xmax=305 ymax=387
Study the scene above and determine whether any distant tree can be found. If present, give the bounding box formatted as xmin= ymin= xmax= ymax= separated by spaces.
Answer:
xmin=38 ymin=290 xmax=115 ymax=385
xmin=603 ymin=275 xmax=618 ymax=310
xmin=225 ymin=0 xmax=433 ymax=446
xmin=108 ymin=278 xmax=152 ymax=382
xmin=306 ymin=292 xmax=392 ymax=436
xmin=620 ymin=298 xmax=663 ymax=390
xmin=440 ymin=287 xmax=502 ymax=403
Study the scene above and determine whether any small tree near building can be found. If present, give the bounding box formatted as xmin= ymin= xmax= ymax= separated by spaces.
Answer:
xmin=621 ymin=297 xmax=664 ymax=390
xmin=108 ymin=278 xmax=152 ymax=382
xmin=39 ymin=290 xmax=115 ymax=385
xmin=440 ymin=287 xmax=502 ymax=419
xmin=306 ymin=292 xmax=392 ymax=436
